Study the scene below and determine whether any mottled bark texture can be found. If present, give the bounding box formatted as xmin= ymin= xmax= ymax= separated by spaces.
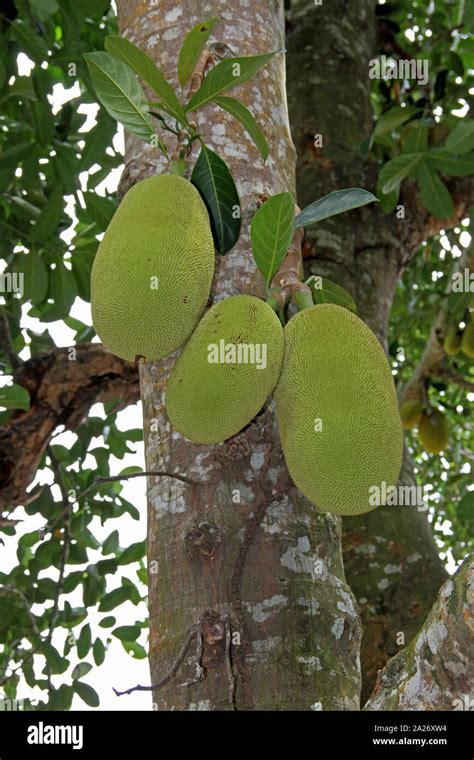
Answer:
xmin=286 ymin=0 xmax=447 ymax=704
xmin=0 ymin=345 xmax=139 ymax=512
xmin=117 ymin=0 xmax=362 ymax=710
xmin=366 ymin=553 xmax=474 ymax=710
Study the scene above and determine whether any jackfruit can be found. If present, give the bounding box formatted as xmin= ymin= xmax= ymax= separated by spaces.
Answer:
xmin=418 ymin=410 xmax=449 ymax=454
xmin=461 ymin=322 xmax=474 ymax=358
xmin=400 ymin=399 xmax=423 ymax=430
xmin=274 ymin=304 xmax=403 ymax=516
xmin=91 ymin=175 xmax=215 ymax=362
xmin=443 ymin=327 xmax=462 ymax=356
xmin=165 ymin=295 xmax=284 ymax=444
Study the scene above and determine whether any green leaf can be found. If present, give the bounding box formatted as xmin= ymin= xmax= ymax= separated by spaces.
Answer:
xmin=77 ymin=623 xmax=92 ymax=658
xmin=112 ymin=625 xmax=140 ymax=641
xmin=403 ymin=122 xmax=429 ymax=152
xmin=104 ymin=35 xmax=187 ymax=125
xmin=417 ymin=159 xmax=454 ymax=220
xmin=8 ymin=19 xmax=49 ymax=63
xmin=32 ymin=101 xmax=55 ymax=147
xmin=71 ymin=246 xmax=96 ymax=302
xmin=30 ymin=190 xmax=64 ymax=242
xmin=0 ymin=142 xmax=34 ymax=170
xmin=426 ymin=148 xmax=474 ymax=177
xmin=373 ymin=105 xmax=419 ymax=141
xmin=117 ymin=540 xmax=146 ymax=565
xmin=307 ymin=277 xmax=357 ymax=312
xmin=40 ymin=643 xmax=69 ymax=675
xmin=457 ymin=492 xmax=474 ymax=524
xmin=79 ymin=113 xmax=116 ymax=169
xmin=83 ymin=191 xmax=116 ymax=228
xmin=250 ymin=192 xmax=294 ymax=286
xmin=186 ymin=52 xmax=278 ymax=112
xmin=29 ymin=0 xmax=59 ymax=20
xmin=44 ymin=263 xmax=77 ymax=318
xmin=99 ymin=586 xmax=132 ymax=612
xmin=83 ymin=52 xmax=157 ymax=143
xmin=20 ymin=253 xmax=49 ymax=305
xmin=99 ymin=616 xmax=116 ymax=628
xmin=191 ymin=144 xmax=240 ymax=254
xmin=103 ymin=529 xmax=119 ymax=555
xmin=93 ymin=637 xmax=106 ymax=666
xmin=379 ymin=152 xmax=424 ymax=194
xmin=213 ymin=95 xmax=269 ymax=159
xmin=122 ymin=640 xmax=147 ymax=659
xmin=72 ymin=662 xmax=93 ymax=680
xmin=0 ymin=384 xmax=30 ymax=411
xmin=178 ymin=16 xmax=219 ymax=88
xmin=376 ymin=174 xmax=400 ymax=214
xmin=74 ymin=681 xmax=100 ymax=708
xmin=294 ymin=188 xmax=378 ymax=227
xmin=445 ymin=119 xmax=474 ymax=155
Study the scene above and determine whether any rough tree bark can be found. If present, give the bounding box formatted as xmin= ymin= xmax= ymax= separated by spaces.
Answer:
xmin=286 ymin=0 xmax=449 ymax=702
xmin=117 ymin=0 xmax=362 ymax=710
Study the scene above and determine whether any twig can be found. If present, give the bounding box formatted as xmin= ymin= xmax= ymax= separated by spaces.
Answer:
xmin=0 ymin=309 xmax=22 ymax=369
xmin=436 ymin=366 xmax=474 ymax=393
xmin=45 ymin=447 xmax=71 ymax=692
xmin=113 ymin=622 xmax=199 ymax=697
xmin=187 ymin=49 xmax=215 ymax=100
xmin=43 ymin=469 xmax=199 ymax=536
xmin=179 ymin=626 xmax=205 ymax=687
xmin=266 ymin=201 xmax=313 ymax=312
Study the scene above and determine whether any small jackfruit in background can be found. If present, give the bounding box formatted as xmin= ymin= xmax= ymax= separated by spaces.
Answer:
xmin=461 ymin=322 xmax=474 ymax=358
xmin=165 ymin=295 xmax=284 ymax=444
xmin=91 ymin=175 xmax=215 ymax=362
xmin=275 ymin=304 xmax=403 ymax=516
xmin=443 ymin=326 xmax=462 ymax=356
xmin=399 ymin=398 xmax=423 ymax=430
xmin=418 ymin=410 xmax=449 ymax=454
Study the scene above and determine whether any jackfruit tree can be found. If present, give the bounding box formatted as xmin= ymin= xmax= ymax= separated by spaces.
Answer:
xmin=0 ymin=0 xmax=473 ymax=712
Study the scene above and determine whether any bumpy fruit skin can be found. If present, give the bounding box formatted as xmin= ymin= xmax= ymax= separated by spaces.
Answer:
xmin=274 ymin=304 xmax=403 ymax=517
xmin=165 ymin=295 xmax=284 ymax=444
xmin=418 ymin=411 xmax=449 ymax=454
xmin=443 ymin=327 xmax=462 ymax=356
xmin=91 ymin=175 xmax=215 ymax=362
xmin=400 ymin=399 xmax=423 ymax=430
xmin=461 ymin=322 xmax=474 ymax=358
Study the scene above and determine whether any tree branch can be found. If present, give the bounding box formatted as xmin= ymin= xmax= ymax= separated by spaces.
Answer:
xmin=365 ymin=553 xmax=474 ymax=710
xmin=0 ymin=344 xmax=139 ymax=513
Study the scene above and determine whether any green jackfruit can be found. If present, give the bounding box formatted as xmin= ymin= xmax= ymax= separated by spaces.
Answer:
xmin=443 ymin=326 xmax=462 ymax=356
xmin=91 ymin=175 xmax=214 ymax=362
xmin=400 ymin=399 xmax=423 ymax=430
xmin=274 ymin=304 xmax=403 ymax=516
xmin=165 ymin=295 xmax=284 ymax=444
xmin=461 ymin=322 xmax=474 ymax=358
xmin=418 ymin=410 xmax=449 ymax=454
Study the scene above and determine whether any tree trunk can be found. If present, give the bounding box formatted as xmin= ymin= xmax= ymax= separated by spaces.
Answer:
xmin=117 ymin=0 xmax=362 ymax=711
xmin=286 ymin=0 xmax=447 ymax=703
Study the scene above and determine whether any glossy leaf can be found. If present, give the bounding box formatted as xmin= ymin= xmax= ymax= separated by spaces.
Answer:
xmin=426 ymin=148 xmax=474 ymax=177
xmin=0 ymin=384 xmax=30 ymax=411
xmin=445 ymin=119 xmax=474 ymax=155
xmin=379 ymin=152 xmax=424 ymax=194
xmin=417 ymin=159 xmax=454 ymax=219
xmin=250 ymin=192 xmax=294 ymax=286
xmin=191 ymin=144 xmax=240 ymax=254
xmin=213 ymin=95 xmax=269 ymax=159
xmin=104 ymin=35 xmax=187 ymax=125
xmin=294 ymin=188 xmax=378 ymax=227
xmin=178 ymin=16 xmax=219 ymax=88
xmin=186 ymin=52 xmax=277 ymax=112
xmin=308 ymin=277 xmax=357 ymax=312
xmin=83 ymin=52 xmax=156 ymax=143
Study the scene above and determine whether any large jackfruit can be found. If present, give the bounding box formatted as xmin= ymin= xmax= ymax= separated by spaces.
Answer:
xmin=418 ymin=410 xmax=449 ymax=454
xmin=165 ymin=295 xmax=284 ymax=444
xmin=400 ymin=398 xmax=423 ymax=430
xmin=91 ymin=175 xmax=215 ymax=362
xmin=274 ymin=304 xmax=403 ymax=516
xmin=461 ymin=322 xmax=474 ymax=358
